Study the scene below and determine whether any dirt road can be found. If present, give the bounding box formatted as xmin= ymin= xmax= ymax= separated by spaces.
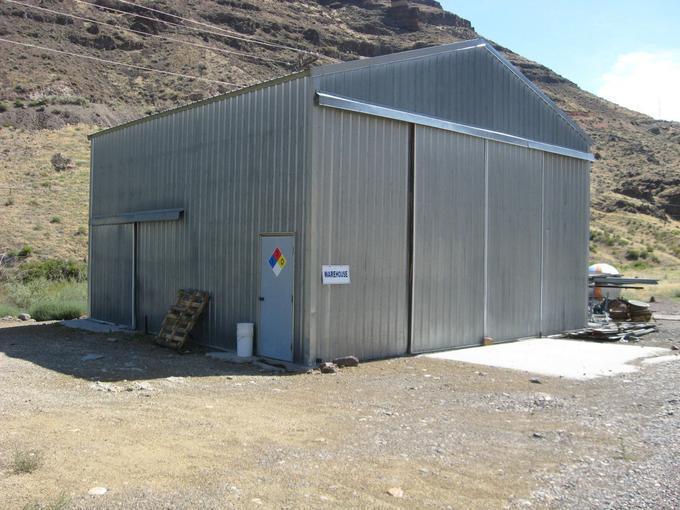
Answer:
xmin=0 ymin=317 xmax=678 ymax=509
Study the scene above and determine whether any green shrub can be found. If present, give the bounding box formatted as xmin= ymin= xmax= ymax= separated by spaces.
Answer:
xmin=30 ymin=300 xmax=84 ymax=321
xmin=19 ymin=259 xmax=86 ymax=283
xmin=0 ymin=101 xmax=8 ymax=113
xmin=50 ymin=153 xmax=72 ymax=172
xmin=4 ymin=196 xmax=14 ymax=206
xmin=6 ymin=278 xmax=50 ymax=309
xmin=18 ymin=245 xmax=33 ymax=257
xmin=12 ymin=449 xmax=41 ymax=474
xmin=50 ymin=216 xmax=61 ymax=224
xmin=0 ymin=304 xmax=20 ymax=317
xmin=28 ymin=99 xmax=47 ymax=107
xmin=630 ymin=261 xmax=650 ymax=270
xmin=52 ymin=95 xmax=88 ymax=106
xmin=625 ymin=249 xmax=640 ymax=261
xmin=14 ymin=99 xmax=24 ymax=108
xmin=4 ymin=277 xmax=86 ymax=311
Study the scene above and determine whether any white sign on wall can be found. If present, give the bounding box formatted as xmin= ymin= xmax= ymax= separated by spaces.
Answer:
xmin=322 ymin=265 xmax=351 ymax=285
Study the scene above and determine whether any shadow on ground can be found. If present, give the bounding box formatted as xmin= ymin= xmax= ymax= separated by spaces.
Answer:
xmin=0 ymin=322 xmax=296 ymax=382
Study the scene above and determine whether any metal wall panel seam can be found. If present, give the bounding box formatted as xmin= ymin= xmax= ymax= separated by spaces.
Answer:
xmin=131 ymin=223 xmax=136 ymax=330
xmin=87 ymin=140 xmax=95 ymax=315
xmin=483 ymin=138 xmax=489 ymax=337
xmin=406 ymin=123 xmax=415 ymax=354
xmin=539 ymin=151 xmax=545 ymax=336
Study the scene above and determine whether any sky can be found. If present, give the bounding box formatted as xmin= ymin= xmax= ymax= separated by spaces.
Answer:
xmin=440 ymin=0 xmax=680 ymax=121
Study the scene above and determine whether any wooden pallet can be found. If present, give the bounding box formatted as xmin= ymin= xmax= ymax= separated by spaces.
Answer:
xmin=156 ymin=289 xmax=209 ymax=350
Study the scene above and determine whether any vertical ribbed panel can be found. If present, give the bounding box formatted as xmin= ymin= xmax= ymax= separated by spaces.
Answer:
xmin=309 ymin=109 xmax=409 ymax=361
xmin=541 ymin=155 xmax=589 ymax=333
xmin=90 ymin=77 xmax=311 ymax=359
xmin=89 ymin=224 xmax=133 ymax=327
xmin=411 ymin=127 xmax=485 ymax=351
xmin=314 ymin=45 xmax=588 ymax=152
xmin=486 ymin=142 xmax=543 ymax=340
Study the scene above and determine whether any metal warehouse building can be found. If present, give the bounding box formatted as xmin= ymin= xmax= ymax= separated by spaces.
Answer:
xmin=88 ymin=38 xmax=592 ymax=365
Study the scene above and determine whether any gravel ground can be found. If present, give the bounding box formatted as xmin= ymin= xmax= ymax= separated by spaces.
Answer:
xmin=0 ymin=309 xmax=678 ymax=510
xmin=526 ymin=304 xmax=680 ymax=509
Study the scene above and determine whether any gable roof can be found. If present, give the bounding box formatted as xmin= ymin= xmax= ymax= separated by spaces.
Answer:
xmin=312 ymin=38 xmax=591 ymax=147
xmin=91 ymin=38 xmax=590 ymax=148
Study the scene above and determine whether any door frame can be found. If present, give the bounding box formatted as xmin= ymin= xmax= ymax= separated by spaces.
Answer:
xmin=256 ymin=232 xmax=296 ymax=361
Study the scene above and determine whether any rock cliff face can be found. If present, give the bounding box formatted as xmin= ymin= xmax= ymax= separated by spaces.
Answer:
xmin=0 ymin=0 xmax=678 ymax=263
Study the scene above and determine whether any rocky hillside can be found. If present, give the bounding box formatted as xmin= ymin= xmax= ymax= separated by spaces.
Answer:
xmin=0 ymin=0 xmax=678 ymax=268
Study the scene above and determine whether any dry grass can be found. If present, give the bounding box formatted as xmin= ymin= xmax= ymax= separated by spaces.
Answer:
xmin=12 ymin=449 xmax=41 ymax=474
xmin=22 ymin=493 xmax=70 ymax=510
xmin=590 ymin=210 xmax=680 ymax=301
xmin=590 ymin=210 xmax=680 ymax=265
xmin=619 ymin=265 xmax=680 ymax=302
xmin=0 ymin=124 xmax=92 ymax=260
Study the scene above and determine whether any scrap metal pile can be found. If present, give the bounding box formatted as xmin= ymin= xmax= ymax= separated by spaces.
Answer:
xmin=566 ymin=273 xmax=659 ymax=342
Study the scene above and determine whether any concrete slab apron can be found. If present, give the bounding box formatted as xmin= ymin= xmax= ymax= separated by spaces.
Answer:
xmin=424 ymin=338 xmax=673 ymax=380
xmin=60 ymin=318 xmax=133 ymax=334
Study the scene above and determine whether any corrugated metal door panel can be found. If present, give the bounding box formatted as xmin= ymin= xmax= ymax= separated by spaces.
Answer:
xmin=411 ymin=128 xmax=486 ymax=351
xmin=310 ymin=109 xmax=409 ymax=361
xmin=89 ymin=224 xmax=133 ymax=327
xmin=486 ymin=142 xmax=543 ymax=340
xmin=541 ymin=155 xmax=589 ymax=333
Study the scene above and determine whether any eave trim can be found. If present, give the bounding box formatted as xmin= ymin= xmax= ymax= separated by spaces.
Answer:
xmin=315 ymin=91 xmax=594 ymax=162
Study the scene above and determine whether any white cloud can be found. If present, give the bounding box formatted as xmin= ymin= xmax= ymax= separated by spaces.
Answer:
xmin=597 ymin=50 xmax=680 ymax=121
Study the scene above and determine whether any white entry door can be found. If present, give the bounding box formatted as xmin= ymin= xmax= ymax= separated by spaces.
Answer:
xmin=258 ymin=235 xmax=294 ymax=361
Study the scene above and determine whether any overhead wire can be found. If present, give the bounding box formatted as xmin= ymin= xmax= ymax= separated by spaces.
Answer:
xmin=72 ymin=0 xmax=336 ymax=61
xmin=114 ymin=0 xmax=315 ymax=53
xmin=0 ymin=37 xmax=242 ymax=87
xmin=114 ymin=0 xmax=338 ymax=61
xmin=2 ymin=0 xmax=292 ymax=65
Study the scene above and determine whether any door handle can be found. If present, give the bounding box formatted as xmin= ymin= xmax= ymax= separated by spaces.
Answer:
xmin=258 ymin=297 xmax=264 ymax=301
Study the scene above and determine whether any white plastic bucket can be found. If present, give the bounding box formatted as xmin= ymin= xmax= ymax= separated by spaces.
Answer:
xmin=236 ymin=322 xmax=254 ymax=357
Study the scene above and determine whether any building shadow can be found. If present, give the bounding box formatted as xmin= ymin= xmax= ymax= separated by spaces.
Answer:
xmin=0 ymin=322 xmax=301 ymax=382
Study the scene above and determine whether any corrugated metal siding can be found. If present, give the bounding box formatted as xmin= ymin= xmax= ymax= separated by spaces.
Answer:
xmin=541 ymin=155 xmax=589 ymax=333
xmin=309 ymin=109 xmax=409 ymax=361
xmin=314 ymin=45 xmax=588 ymax=152
xmin=486 ymin=142 xmax=543 ymax=340
xmin=411 ymin=127 xmax=485 ymax=351
xmin=89 ymin=224 xmax=133 ymax=326
xmin=90 ymin=77 xmax=312 ymax=359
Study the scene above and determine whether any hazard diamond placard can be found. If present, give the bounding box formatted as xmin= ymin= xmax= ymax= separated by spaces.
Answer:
xmin=268 ymin=247 xmax=286 ymax=277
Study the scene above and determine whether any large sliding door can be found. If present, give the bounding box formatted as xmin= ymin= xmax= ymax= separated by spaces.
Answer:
xmin=411 ymin=127 xmax=486 ymax=352
xmin=485 ymin=142 xmax=543 ymax=340
xmin=311 ymin=109 xmax=410 ymax=361
xmin=89 ymin=223 xmax=134 ymax=327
